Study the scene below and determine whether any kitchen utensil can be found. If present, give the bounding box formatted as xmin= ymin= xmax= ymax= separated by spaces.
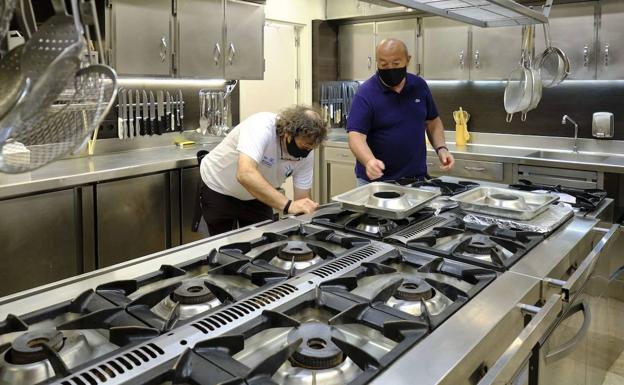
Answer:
xmin=453 ymin=107 xmax=470 ymax=145
xmin=135 ymin=90 xmax=142 ymax=136
xmin=149 ymin=91 xmax=156 ymax=136
xmin=592 ymin=112 xmax=614 ymax=139
xmin=535 ymin=22 xmax=570 ymax=88
xmin=521 ymin=25 xmax=542 ymax=122
xmin=450 ymin=186 xmax=559 ymax=220
xmin=504 ymin=26 xmax=534 ymax=123
xmin=157 ymin=90 xmax=164 ymax=135
xmin=198 ymin=90 xmax=208 ymax=135
xmin=0 ymin=46 xmax=28 ymax=120
xmin=142 ymin=90 xmax=149 ymax=136
xmin=117 ymin=88 xmax=123 ymax=139
xmin=166 ymin=91 xmax=172 ymax=132
xmin=128 ymin=88 xmax=134 ymax=139
xmin=428 ymin=196 xmax=459 ymax=215
xmin=331 ymin=182 xmax=441 ymax=219
xmin=0 ymin=63 xmax=118 ymax=173
xmin=177 ymin=89 xmax=184 ymax=131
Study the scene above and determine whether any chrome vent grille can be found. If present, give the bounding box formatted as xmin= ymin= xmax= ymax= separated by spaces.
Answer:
xmin=60 ymin=343 xmax=164 ymax=385
xmin=191 ymin=283 xmax=298 ymax=334
xmin=392 ymin=216 xmax=447 ymax=240
xmin=310 ymin=244 xmax=385 ymax=278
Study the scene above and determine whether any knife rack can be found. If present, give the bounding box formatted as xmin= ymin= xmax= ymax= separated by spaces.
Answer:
xmin=320 ymin=81 xmax=360 ymax=129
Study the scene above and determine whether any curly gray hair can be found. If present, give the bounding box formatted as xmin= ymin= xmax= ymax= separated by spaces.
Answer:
xmin=275 ymin=105 xmax=328 ymax=145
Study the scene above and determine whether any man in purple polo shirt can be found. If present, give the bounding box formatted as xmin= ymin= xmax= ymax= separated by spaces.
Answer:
xmin=347 ymin=38 xmax=454 ymax=185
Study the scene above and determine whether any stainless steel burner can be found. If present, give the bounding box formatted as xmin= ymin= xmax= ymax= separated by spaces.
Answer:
xmin=6 ymin=330 xmax=64 ymax=365
xmin=287 ymin=323 xmax=345 ymax=370
xmin=393 ymin=280 xmax=435 ymax=301
xmin=463 ymin=235 xmax=498 ymax=255
xmin=277 ymin=241 xmax=316 ymax=262
xmin=171 ymin=280 xmax=216 ymax=305
xmin=355 ymin=217 xmax=398 ymax=234
xmin=269 ymin=242 xmax=324 ymax=271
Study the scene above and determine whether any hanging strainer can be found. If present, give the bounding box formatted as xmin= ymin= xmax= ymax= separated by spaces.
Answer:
xmin=0 ymin=46 xmax=29 ymax=120
xmin=0 ymin=63 xmax=117 ymax=173
xmin=0 ymin=0 xmax=16 ymax=55
xmin=535 ymin=22 xmax=570 ymax=88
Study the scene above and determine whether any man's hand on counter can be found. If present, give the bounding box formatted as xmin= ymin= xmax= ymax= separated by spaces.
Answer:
xmin=289 ymin=198 xmax=320 ymax=215
xmin=366 ymin=158 xmax=386 ymax=180
xmin=438 ymin=149 xmax=455 ymax=171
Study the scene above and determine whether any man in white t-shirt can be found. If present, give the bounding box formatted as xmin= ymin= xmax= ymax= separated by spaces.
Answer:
xmin=199 ymin=105 xmax=328 ymax=235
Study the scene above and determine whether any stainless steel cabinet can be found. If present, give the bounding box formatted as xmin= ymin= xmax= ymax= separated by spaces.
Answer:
xmin=375 ymin=19 xmax=419 ymax=75
xmin=109 ymin=0 xmax=172 ymax=76
xmin=224 ymin=0 xmax=265 ymax=79
xmin=598 ymin=0 xmax=624 ymax=80
xmin=326 ymin=0 xmax=407 ymax=20
xmin=471 ymin=25 xmax=522 ymax=80
xmin=177 ymin=0 xmax=265 ymax=79
xmin=535 ymin=2 xmax=598 ymax=80
xmin=339 ymin=23 xmax=375 ymax=81
xmin=322 ymin=146 xmax=357 ymax=204
xmin=96 ymin=173 xmax=170 ymax=267
xmin=177 ymin=0 xmax=224 ymax=78
xmin=0 ymin=189 xmax=81 ymax=296
xmin=181 ymin=167 xmax=205 ymax=244
xmin=422 ymin=17 xmax=470 ymax=80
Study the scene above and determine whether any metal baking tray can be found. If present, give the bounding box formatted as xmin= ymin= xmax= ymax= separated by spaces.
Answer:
xmin=450 ymin=186 xmax=559 ymax=220
xmin=331 ymin=182 xmax=441 ymax=219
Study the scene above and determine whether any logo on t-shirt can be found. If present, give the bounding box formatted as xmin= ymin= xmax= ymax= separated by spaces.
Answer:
xmin=261 ymin=156 xmax=275 ymax=167
xmin=415 ymin=98 xmax=421 ymax=103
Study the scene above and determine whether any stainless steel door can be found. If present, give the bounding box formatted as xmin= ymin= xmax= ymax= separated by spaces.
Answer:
xmin=606 ymin=228 xmax=624 ymax=383
xmin=535 ymin=2 xmax=597 ymax=80
xmin=375 ymin=19 xmax=419 ymax=75
xmin=471 ymin=25 xmax=523 ymax=80
xmin=338 ymin=23 xmax=375 ymax=80
xmin=96 ymin=173 xmax=170 ymax=267
xmin=422 ymin=17 xmax=469 ymax=80
xmin=0 ymin=189 xmax=81 ymax=296
xmin=177 ymin=0 xmax=224 ymax=78
xmin=224 ymin=0 xmax=265 ymax=80
xmin=598 ymin=0 xmax=624 ymax=80
xmin=111 ymin=0 xmax=172 ymax=76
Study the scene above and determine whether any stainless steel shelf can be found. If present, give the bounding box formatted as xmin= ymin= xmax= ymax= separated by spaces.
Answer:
xmin=376 ymin=0 xmax=551 ymax=27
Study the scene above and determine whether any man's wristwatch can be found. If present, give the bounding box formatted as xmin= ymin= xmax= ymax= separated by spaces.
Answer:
xmin=283 ymin=200 xmax=292 ymax=215
xmin=435 ymin=146 xmax=449 ymax=154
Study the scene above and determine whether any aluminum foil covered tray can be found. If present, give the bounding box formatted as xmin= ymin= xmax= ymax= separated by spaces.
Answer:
xmin=331 ymin=182 xmax=441 ymax=219
xmin=450 ymin=186 xmax=559 ymax=220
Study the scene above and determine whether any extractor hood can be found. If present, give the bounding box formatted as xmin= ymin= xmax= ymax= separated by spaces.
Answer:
xmin=366 ymin=0 xmax=552 ymax=28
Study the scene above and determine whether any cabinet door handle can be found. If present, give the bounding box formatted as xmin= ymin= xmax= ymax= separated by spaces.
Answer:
xmin=228 ymin=43 xmax=236 ymax=65
xmin=159 ymin=36 xmax=167 ymax=63
xmin=473 ymin=49 xmax=480 ymax=69
xmin=604 ymin=44 xmax=610 ymax=67
xmin=213 ymin=43 xmax=222 ymax=66
xmin=367 ymin=56 xmax=372 ymax=70
xmin=464 ymin=166 xmax=486 ymax=172
xmin=339 ymin=153 xmax=350 ymax=158
xmin=583 ymin=45 xmax=590 ymax=67
xmin=459 ymin=49 xmax=465 ymax=70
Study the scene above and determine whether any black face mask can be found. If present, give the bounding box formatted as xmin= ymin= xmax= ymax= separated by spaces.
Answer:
xmin=286 ymin=137 xmax=311 ymax=159
xmin=378 ymin=66 xmax=407 ymax=87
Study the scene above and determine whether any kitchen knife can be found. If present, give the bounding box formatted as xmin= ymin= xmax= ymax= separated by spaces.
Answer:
xmin=128 ymin=89 xmax=134 ymax=139
xmin=149 ymin=91 xmax=156 ymax=136
xmin=156 ymin=90 xmax=164 ymax=135
xmin=166 ymin=91 xmax=172 ymax=132
xmin=135 ymin=90 xmax=142 ymax=136
xmin=170 ymin=92 xmax=176 ymax=131
xmin=178 ymin=89 xmax=184 ymax=132
xmin=117 ymin=88 xmax=124 ymax=139
xmin=142 ymin=90 xmax=149 ymax=136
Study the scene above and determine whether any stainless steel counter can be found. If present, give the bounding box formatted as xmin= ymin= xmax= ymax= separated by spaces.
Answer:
xmin=325 ymin=129 xmax=624 ymax=173
xmin=0 ymin=143 xmax=219 ymax=200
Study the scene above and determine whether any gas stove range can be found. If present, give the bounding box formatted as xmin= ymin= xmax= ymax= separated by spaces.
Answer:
xmin=0 ymin=219 xmax=501 ymax=385
xmin=509 ymin=179 xmax=607 ymax=212
xmin=391 ymin=178 xmax=480 ymax=196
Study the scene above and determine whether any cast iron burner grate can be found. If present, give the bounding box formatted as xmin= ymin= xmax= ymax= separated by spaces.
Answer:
xmin=392 ymin=178 xmax=479 ymax=196
xmin=509 ymin=179 xmax=607 ymax=212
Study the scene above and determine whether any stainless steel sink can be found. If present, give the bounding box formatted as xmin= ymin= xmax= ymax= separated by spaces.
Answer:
xmin=525 ymin=151 xmax=611 ymax=163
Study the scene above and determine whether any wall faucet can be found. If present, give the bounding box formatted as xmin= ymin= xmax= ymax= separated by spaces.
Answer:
xmin=562 ymin=115 xmax=579 ymax=153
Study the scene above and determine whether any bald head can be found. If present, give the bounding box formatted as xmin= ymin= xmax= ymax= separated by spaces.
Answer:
xmin=376 ymin=38 xmax=411 ymax=70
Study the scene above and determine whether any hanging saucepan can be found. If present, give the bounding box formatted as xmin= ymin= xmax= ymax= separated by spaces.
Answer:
xmin=504 ymin=26 xmax=534 ymax=123
xmin=521 ymin=25 xmax=542 ymax=122
xmin=535 ymin=22 xmax=570 ymax=88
